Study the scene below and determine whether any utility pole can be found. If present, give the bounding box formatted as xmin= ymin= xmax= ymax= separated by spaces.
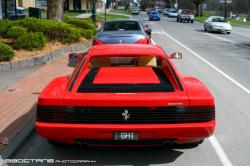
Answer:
xmin=224 ymin=0 xmax=227 ymax=20
xmin=0 ymin=0 xmax=2 ymax=19
xmin=105 ymin=0 xmax=107 ymax=22
xmin=92 ymin=0 xmax=96 ymax=23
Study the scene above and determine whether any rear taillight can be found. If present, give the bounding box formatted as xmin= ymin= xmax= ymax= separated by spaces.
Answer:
xmin=135 ymin=38 xmax=150 ymax=44
xmin=92 ymin=39 xmax=104 ymax=45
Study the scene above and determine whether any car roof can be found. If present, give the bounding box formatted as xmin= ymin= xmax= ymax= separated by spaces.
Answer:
xmin=210 ymin=16 xmax=224 ymax=19
xmin=87 ymin=44 xmax=166 ymax=58
xmin=105 ymin=19 xmax=140 ymax=23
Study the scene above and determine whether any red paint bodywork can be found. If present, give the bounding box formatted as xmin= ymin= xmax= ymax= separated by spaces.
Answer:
xmin=36 ymin=44 xmax=215 ymax=145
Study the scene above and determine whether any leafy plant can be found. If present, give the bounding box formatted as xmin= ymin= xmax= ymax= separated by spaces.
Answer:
xmin=7 ymin=26 xmax=27 ymax=39
xmin=15 ymin=32 xmax=47 ymax=50
xmin=0 ymin=43 xmax=15 ymax=61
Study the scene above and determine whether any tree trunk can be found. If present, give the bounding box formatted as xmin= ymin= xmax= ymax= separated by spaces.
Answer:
xmin=47 ymin=0 xmax=64 ymax=21
xmin=166 ymin=0 xmax=171 ymax=8
xmin=195 ymin=3 xmax=199 ymax=16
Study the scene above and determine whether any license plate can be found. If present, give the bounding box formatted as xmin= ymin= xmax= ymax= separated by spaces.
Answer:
xmin=114 ymin=132 xmax=139 ymax=140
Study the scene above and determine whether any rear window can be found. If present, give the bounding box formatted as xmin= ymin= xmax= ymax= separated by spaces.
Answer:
xmin=89 ymin=56 xmax=162 ymax=68
xmin=103 ymin=21 xmax=141 ymax=31
xmin=151 ymin=11 xmax=158 ymax=15
xmin=181 ymin=10 xmax=192 ymax=14
xmin=212 ymin=17 xmax=225 ymax=22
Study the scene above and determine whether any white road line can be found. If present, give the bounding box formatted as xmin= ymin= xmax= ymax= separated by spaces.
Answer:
xmin=209 ymin=136 xmax=234 ymax=166
xmin=152 ymin=33 xmax=235 ymax=166
xmin=204 ymin=33 xmax=250 ymax=49
xmin=151 ymin=39 xmax=156 ymax=45
xmin=161 ymin=30 xmax=250 ymax=94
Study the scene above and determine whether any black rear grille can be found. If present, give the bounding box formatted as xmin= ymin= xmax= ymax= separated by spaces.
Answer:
xmin=37 ymin=106 xmax=215 ymax=124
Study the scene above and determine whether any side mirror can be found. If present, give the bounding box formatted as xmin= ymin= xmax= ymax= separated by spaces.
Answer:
xmin=170 ymin=52 xmax=182 ymax=59
xmin=69 ymin=53 xmax=78 ymax=60
xmin=145 ymin=28 xmax=152 ymax=35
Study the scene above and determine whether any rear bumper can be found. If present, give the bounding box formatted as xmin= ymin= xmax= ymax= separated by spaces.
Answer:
xmin=36 ymin=120 xmax=215 ymax=145
xmin=149 ymin=17 xmax=160 ymax=20
xmin=212 ymin=28 xmax=231 ymax=32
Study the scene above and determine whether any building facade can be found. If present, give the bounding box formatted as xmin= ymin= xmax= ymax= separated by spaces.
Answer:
xmin=15 ymin=0 xmax=104 ymax=12
xmin=1 ymin=0 xmax=17 ymax=18
xmin=64 ymin=0 xmax=104 ymax=12
xmin=16 ymin=0 xmax=35 ymax=8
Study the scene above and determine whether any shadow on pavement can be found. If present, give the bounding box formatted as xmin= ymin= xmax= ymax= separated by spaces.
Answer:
xmin=51 ymin=144 xmax=184 ymax=165
xmin=12 ymin=132 xmax=191 ymax=165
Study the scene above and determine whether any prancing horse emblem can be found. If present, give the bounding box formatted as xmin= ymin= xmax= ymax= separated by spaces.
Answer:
xmin=122 ymin=110 xmax=130 ymax=121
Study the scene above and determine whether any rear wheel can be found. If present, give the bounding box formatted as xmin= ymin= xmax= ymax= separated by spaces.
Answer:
xmin=47 ymin=139 xmax=62 ymax=146
xmin=204 ymin=26 xmax=207 ymax=31
xmin=191 ymin=20 xmax=194 ymax=23
xmin=227 ymin=31 xmax=231 ymax=34
xmin=209 ymin=26 xmax=213 ymax=33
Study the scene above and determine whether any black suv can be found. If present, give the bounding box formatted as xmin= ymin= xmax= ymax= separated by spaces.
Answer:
xmin=177 ymin=9 xmax=194 ymax=23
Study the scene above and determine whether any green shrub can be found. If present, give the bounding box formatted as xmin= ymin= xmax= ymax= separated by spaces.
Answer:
xmin=0 ymin=43 xmax=15 ymax=61
xmin=62 ymin=28 xmax=81 ymax=43
xmin=64 ymin=18 xmax=96 ymax=36
xmin=0 ymin=20 xmax=13 ymax=37
xmin=15 ymin=32 xmax=47 ymax=50
xmin=13 ymin=18 xmax=81 ymax=43
xmin=7 ymin=26 xmax=27 ymax=39
xmin=81 ymin=29 xmax=93 ymax=39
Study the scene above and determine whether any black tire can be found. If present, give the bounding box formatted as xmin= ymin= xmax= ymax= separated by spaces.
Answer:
xmin=204 ymin=26 xmax=207 ymax=31
xmin=227 ymin=32 xmax=231 ymax=34
xmin=47 ymin=139 xmax=62 ymax=146
xmin=191 ymin=20 xmax=194 ymax=23
xmin=209 ymin=26 xmax=213 ymax=33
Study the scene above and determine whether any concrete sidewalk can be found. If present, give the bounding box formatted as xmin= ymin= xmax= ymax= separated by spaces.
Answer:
xmin=73 ymin=9 xmax=131 ymax=19
xmin=0 ymin=54 xmax=74 ymax=155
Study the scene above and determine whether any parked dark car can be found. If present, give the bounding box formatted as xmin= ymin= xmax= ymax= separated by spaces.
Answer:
xmin=177 ymin=9 xmax=194 ymax=23
xmin=93 ymin=20 xmax=152 ymax=45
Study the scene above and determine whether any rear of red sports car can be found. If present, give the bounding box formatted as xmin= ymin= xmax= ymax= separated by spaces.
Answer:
xmin=36 ymin=44 xmax=215 ymax=146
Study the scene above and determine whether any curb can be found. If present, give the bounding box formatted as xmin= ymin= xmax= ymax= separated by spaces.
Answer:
xmin=1 ymin=112 xmax=35 ymax=160
xmin=0 ymin=105 xmax=36 ymax=160
xmin=0 ymin=41 xmax=92 ymax=72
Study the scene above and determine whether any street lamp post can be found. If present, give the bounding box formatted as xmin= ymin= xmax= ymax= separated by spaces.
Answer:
xmin=175 ymin=0 xmax=178 ymax=9
xmin=105 ymin=0 xmax=107 ymax=22
xmin=92 ymin=0 xmax=96 ymax=23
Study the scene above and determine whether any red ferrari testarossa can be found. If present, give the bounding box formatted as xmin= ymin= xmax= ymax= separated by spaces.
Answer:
xmin=36 ymin=44 xmax=215 ymax=146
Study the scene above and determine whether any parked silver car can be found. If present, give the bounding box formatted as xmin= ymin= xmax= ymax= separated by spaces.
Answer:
xmin=204 ymin=16 xmax=232 ymax=34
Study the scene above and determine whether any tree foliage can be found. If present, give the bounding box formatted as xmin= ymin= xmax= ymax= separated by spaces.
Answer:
xmin=193 ymin=0 xmax=206 ymax=16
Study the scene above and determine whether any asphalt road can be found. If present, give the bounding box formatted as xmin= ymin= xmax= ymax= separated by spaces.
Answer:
xmin=10 ymin=14 xmax=250 ymax=166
